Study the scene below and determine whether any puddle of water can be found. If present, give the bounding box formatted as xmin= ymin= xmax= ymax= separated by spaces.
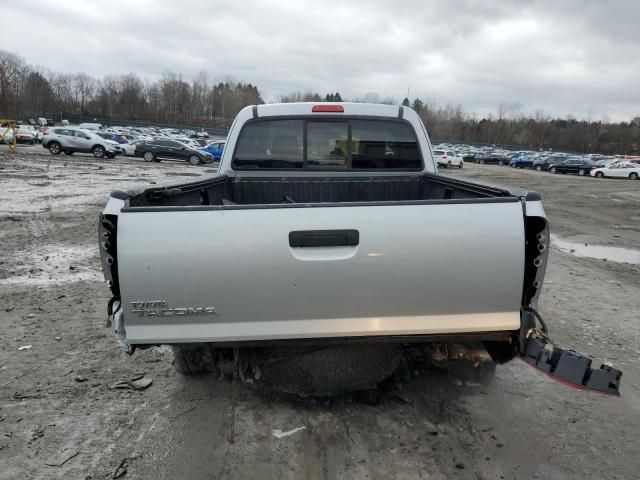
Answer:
xmin=551 ymin=235 xmax=640 ymax=265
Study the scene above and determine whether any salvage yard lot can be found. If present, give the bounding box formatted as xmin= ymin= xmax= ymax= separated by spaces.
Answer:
xmin=1 ymin=151 xmax=639 ymax=479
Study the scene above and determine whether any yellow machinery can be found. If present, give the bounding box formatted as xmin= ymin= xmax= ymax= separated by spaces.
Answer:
xmin=0 ymin=119 xmax=17 ymax=153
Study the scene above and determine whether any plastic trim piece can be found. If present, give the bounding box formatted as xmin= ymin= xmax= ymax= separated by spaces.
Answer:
xmin=522 ymin=336 xmax=622 ymax=395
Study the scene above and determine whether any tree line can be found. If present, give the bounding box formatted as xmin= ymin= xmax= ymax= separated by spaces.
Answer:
xmin=1 ymin=49 xmax=639 ymax=154
xmin=0 ymin=50 xmax=261 ymax=127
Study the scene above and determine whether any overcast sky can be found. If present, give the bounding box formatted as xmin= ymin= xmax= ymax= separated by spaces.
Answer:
xmin=3 ymin=0 xmax=640 ymax=121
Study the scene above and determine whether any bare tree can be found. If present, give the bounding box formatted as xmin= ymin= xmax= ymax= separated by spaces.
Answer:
xmin=73 ymin=73 xmax=96 ymax=114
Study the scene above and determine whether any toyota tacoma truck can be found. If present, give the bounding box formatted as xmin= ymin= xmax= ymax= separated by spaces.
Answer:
xmin=99 ymin=103 xmax=621 ymax=396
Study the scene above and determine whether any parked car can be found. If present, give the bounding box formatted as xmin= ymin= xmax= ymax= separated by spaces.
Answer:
xmin=96 ymin=132 xmax=135 ymax=156
xmin=42 ymin=127 xmax=121 ymax=158
xmin=462 ymin=150 xmax=480 ymax=161
xmin=134 ymin=139 xmax=215 ymax=164
xmin=548 ymin=158 xmax=596 ymax=175
xmin=173 ymin=137 xmax=202 ymax=149
xmin=476 ymin=152 xmax=510 ymax=165
xmin=511 ymin=154 xmax=537 ymax=168
xmin=532 ymin=156 xmax=556 ymax=171
xmin=590 ymin=162 xmax=640 ymax=180
xmin=432 ymin=149 xmax=463 ymax=168
xmin=98 ymin=102 xmax=622 ymax=396
xmin=79 ymin=122 xmax=103 ymax=130
xmin=201 ymin=140 xmax=226 ymax=161
xmin=15 ymin=126 xmax=37 ymax=144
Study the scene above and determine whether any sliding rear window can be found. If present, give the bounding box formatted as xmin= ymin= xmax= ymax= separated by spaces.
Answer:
xmin=232 ymin=118 xmax=422 ymax=170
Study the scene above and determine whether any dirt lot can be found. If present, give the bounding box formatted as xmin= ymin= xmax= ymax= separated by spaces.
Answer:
xmin=1 ymin=149 xmax=639 ymax=480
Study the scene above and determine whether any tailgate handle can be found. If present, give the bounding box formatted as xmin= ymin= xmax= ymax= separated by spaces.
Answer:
xmin=289 ymin=229 xmax=359 ymax=248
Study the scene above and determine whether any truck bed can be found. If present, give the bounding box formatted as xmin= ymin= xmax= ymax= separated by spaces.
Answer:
xmin=123 ymin=173 xmax=519 ymax=209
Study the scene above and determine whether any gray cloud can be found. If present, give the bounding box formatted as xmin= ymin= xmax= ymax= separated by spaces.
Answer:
xmin=3 ymin=0 xmax=640 ymax=120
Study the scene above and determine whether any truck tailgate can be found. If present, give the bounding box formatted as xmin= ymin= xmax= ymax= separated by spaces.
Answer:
xmin=117 ymin=200 xmax=525 ymax=343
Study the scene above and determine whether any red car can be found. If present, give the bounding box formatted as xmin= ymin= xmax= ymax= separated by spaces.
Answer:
xmin=16 ymin=127 xmax=37 ymax=144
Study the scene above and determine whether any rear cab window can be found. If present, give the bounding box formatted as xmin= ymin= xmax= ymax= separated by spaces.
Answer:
xmin=232 ymin=118 xmax=422 ymax=170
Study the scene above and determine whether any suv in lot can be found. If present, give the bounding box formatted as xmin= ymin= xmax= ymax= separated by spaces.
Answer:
xmin=42 ymin=128 xmax=121 ymax=158
xmin=134 ymin=139 xmax=215 ymax=165
xmin=432 ymin=149 xmax=463 ymax=168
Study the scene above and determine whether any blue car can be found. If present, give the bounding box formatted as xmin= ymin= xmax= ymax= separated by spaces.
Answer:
xmin=200 ymin=141 xmax=225 ymax=161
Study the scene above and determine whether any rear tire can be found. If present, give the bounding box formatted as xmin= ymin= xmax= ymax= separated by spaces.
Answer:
xmin=550 ymin=167 xmax=557 ymax=174
xmin=498 ymin=160 xmax=505 ymax=166
xmin=578 ymin=169 xmax=585 ymax=176
xmin=188 ymin=154 xmax=202 ymax=165
xmin=630 ymin=172 xmax=639 ymax=180
xmin=143 ymin=151 xmax=155 ymax=162
xmin=172 ymin=344 xmax=215 ymax=375
xmin=48 ymin=142 xmax=61 ymax=155
xmin=63 ymin=150 xmax=73 ymax=155
xmin=447 ymin=161 xmax=452 ymax=168
xmin=536 ymin=165 xmax=543 ymax=171
xmin=595 ymin=171 xmax=604 ymax=178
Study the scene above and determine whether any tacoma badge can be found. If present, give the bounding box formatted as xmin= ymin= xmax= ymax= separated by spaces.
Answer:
xmin=130 ymin=300 xmax=218 ymax=317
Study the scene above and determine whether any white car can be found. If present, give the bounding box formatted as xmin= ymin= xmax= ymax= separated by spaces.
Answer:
xmin=118 ymin=142 xmax=135 ymax=156
xmin=590 ymin=162 xmax=640 ymax=180
xmin=432 ymin=149 xmax=463 ymax=168
xmin=42 ymin=127 xmax=121 ymax=158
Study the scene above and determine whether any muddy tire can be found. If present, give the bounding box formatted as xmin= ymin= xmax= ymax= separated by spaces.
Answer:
xmin=172 ymin=343 xmax=215 ymax=375
xmin=254 ymin=343 xmax=403 ymax=396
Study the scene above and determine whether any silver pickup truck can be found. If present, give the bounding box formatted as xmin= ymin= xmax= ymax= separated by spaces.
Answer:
xmin=99 ymin=103 xmax=621 ymax=395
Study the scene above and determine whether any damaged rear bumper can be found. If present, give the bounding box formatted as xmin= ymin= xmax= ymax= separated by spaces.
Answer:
xmin=520 ymin=308 xmax=622 ymax=396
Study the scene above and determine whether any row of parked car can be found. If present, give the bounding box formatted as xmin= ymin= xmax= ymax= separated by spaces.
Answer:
xmin=37 ymin=124 xmax=226 ymax=165
xmin=433 ymin=144 xmax=640 ymax=180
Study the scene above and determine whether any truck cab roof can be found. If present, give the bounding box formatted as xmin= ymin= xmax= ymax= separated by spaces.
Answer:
xmin=218 ymin=102 xmax=436 ymax=176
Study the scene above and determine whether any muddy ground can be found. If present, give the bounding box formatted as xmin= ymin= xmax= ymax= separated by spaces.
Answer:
xmin=1 ymin=149 xmax=639 ymax=480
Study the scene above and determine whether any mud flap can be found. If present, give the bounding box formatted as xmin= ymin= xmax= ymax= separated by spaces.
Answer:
xmin=520 ymin=309 xmax=622 ymax=395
